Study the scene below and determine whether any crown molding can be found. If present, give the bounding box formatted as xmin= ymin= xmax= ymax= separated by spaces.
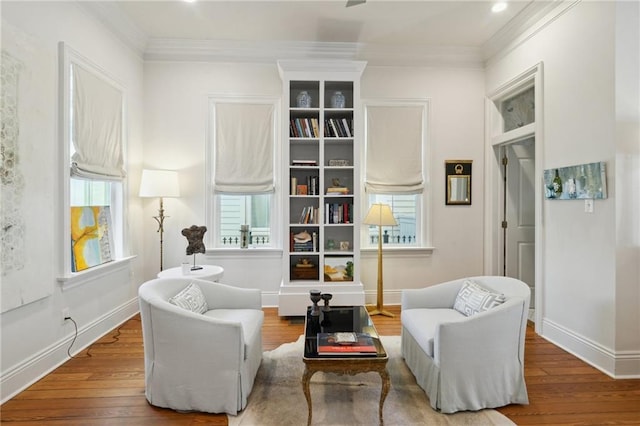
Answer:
xmin=144 ymin=39 xmax=359 ymax=63
xmin=482 ymin=0 xmax=581 ymax=65
xmin=78 ymin=0 xmax=560 ymax=69
xmin=76 ymin=2 xmax=148 ymax=58
xmin=144 ymin=38 xmax=484 ymax=68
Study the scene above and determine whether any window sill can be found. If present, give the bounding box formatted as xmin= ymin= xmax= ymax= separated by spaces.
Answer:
xmin=58 ymin=255 xmax=137 ymax=291
xmin=204 ymin=248 xmax=282 ymax=260
xmin=361 ymin=246 xmax=434 ymax=258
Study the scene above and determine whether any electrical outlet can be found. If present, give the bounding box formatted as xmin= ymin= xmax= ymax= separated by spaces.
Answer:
xmin=62 ymin=308 xmax=70 ymax=323
xmin=584 ymin=199 xmax=594 ymax=213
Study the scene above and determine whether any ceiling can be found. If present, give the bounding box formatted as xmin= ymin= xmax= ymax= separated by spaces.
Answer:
xmin=86 ymin=1 xmax=558 ymax=64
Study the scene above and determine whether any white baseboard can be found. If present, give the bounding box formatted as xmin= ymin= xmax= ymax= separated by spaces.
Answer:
xmin=1 ymin=298 xmax=139 ymax=404
xmin=541 ymin=317 xmax=640 ymax=379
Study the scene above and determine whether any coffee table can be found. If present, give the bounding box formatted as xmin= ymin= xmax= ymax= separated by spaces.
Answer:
xmin=302 ymin=305 xmax=390 ymax=425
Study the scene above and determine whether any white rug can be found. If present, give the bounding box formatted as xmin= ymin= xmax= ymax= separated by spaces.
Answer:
xmin=229 ymin=335 xmax=515 ymax=425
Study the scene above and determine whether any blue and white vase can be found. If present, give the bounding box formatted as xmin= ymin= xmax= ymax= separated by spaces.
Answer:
xmin=330 ymin=91 xmax=345 ymax=108
xmin=296 ymin=90 xmax=312 ymax=108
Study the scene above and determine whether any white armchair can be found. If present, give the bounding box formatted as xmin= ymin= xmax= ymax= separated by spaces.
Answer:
xmin=401 ymin=276 xmax=530 ymax=413
xmin=138 ymin=277 xmax=264 ymax=415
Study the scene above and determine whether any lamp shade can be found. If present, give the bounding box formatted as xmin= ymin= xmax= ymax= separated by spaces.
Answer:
xmin=139 ymin=169 xmax=180 ymax=198
xmin=363 ymin=203 xmax=398 ymax=226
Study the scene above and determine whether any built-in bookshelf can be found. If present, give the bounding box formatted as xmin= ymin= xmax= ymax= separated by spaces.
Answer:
xmin=278 ymin=61 xmax=366 ymax=316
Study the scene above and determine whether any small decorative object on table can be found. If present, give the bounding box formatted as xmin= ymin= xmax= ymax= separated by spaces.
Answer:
xmin=309 ymin=290 xmax=322 ymax=316
xmin=321 ymin=293 xmax=332 ymax=311
xmin=181 ymin=225 xmax=207 ymax=270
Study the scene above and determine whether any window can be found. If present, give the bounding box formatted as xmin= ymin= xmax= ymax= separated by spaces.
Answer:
xmin=208 ymin=98 xmax=279 ymax=249
xmin=366 ymin=194 xmax=419 ymax=246
xmin=60 ymin=42 xmax=126 ymax=278
xmin=363 ymin=101 xmax=429 ymax=249
xmin=218 ymin=194 xmax=271 ymax=247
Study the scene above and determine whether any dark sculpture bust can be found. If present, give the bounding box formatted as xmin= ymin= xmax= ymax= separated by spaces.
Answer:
xmin=182 ymin=225 xmax=207 ymax=255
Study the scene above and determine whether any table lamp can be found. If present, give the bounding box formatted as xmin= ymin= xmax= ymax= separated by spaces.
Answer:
xmin=363 ymin=203 xmax=397 ymax=317
xmin=139 ymin=169 xmax=180 ymax=271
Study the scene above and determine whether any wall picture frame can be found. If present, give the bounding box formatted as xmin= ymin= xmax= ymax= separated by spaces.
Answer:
xmin=445 ymin=160 xmax=472 ymax=205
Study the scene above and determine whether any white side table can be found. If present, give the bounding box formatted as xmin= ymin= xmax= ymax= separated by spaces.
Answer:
xmin=157 ymin=265 xmax=224 ymax=282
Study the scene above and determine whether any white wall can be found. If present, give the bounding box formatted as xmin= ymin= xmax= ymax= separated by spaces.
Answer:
xmin=0 ymin=2 xmax=145 ymax=401
xmin=142 ymin=62 xmax=487 ymax=306
xmin=485 ymin=1 xmax=639 ymax=377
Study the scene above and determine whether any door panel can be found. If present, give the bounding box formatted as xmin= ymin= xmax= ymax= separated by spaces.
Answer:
xmin=505 ymin=139 xmax=535 ymax=307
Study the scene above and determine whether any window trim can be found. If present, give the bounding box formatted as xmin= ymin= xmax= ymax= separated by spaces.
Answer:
xmin=58 ymin=42 xmax=129 ymax=283
xmin=361 ymin=98 xmax=432 ymax=250
xmin=206 ymin=96 xmax=282 ymax=250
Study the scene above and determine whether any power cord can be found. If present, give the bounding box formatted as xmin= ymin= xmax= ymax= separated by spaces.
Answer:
xmin=64 ymin=316 xmax=79 ymax=358
xmin=63 ymin=315 xmax=138 ymax=359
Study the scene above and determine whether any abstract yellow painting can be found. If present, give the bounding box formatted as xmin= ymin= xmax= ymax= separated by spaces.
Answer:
xmin=70 ymin=206 xmax=114 ymax=272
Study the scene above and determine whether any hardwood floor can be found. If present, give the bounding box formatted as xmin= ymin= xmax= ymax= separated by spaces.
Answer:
xmin=2 ymin=306 xmax=639 ymax=425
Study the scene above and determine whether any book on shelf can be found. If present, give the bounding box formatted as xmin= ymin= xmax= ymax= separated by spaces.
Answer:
xmin=325 ymin=202 xmax=352 ymax=224
xmin=291 ymin=230 xmax=318 ymax=251
xmin=296 ymin=184 xmax=308 ymax=195
xmin=291 ymin=160 xmax=318 ymax=166
xmin=290 ymin=118 xmax=319 ymax=138
xmin=326 ymin=187 xmax=349 ymax=194
xmin=316 ymin=332 xmax=377 ymax=355
xmin=341 ymin=118 xmax=352 ymax=137
xmin=298 ymin=206 xmax=318 ymax=224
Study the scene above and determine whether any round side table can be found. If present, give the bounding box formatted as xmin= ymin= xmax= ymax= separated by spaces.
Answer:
xmin=157 ymin=265 xmax=224 ymax=282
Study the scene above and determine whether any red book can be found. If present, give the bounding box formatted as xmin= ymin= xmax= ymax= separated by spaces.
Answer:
xmin=317 ymin=332 xmax=377 ymax=355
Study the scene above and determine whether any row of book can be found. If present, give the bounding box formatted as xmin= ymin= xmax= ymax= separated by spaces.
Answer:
xmin=316 ymin=332 xmax=377 ymax=356
xmin=298 ymin=206 xmax=319 ymax=224
xmin=289 ymin=117 xmax=354 ymax=139
xmin=326 ymin=202 xmax=352 ymax=224
xmin=291 ymin=176 xmax=320 ymax=195
xmin=290 ymin=118 xmax=320 ymax=138
xmin=325 ymin=118 xmax=353 ymax=138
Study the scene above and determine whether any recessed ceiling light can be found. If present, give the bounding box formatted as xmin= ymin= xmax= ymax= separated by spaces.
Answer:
xmin=492 ymin=2 xmax=508 ymax=13
xmin=184 ymin=0 xmax=197 ymax=3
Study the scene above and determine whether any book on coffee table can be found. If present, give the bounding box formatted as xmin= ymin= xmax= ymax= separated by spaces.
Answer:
xmin=317 ymin=332 xmax=377 ymax=355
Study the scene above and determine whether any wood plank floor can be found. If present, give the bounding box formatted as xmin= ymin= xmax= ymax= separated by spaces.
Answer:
xmin=2 ymin=306 xmax=639 ymax=425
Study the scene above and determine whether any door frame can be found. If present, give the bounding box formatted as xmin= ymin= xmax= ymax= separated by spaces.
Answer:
xmin=484 ymin=62 xmax=544 ymax=331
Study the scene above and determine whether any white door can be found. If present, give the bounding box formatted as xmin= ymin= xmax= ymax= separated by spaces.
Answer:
xmin=503 ymin=138 xmax=536 ymax=308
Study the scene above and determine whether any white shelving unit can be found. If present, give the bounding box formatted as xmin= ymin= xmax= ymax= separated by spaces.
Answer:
xmin=278 ymin=60 xmax=366 ymax=316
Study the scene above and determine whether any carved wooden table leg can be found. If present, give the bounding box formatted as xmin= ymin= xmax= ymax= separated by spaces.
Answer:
xmin=302 ymin=366 xmax=315 ymax=426
xmin=378 ymin=368 xmax=391 ymax=425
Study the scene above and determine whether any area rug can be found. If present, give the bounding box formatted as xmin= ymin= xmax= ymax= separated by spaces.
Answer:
xmin=228 ymin=335 xmax=515 ymax=426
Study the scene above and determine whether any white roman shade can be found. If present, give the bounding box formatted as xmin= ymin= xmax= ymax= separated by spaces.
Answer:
xmin=365 ymin=105 xmax=424 ymax=194
xmin=214 ymin=102 xmax=275 ymax=194
xmin=71 ymin=64 xmax=125 ymax=180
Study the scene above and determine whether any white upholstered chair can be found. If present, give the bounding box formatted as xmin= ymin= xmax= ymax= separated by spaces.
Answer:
xmin=401 ymin=276 xmax=530 ymax=413
xmin=138 ymin=277 xmax=264 ymax=415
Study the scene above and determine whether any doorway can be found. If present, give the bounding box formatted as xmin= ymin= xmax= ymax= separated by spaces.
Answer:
xmin=500 ymin=138 xmax=536 ymax=321
xmin=485 ymin=62 xmax=544 ymax=329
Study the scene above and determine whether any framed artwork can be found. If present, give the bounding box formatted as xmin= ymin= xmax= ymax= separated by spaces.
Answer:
xmin=71 ymin=206 xmax=114 ymax=272
xmin=543 ymin=161 xmax=607 ymax=200
xmin=445 ymin=160 xmax=472 ymax=205
xmin=323 ymin=256 xmax=353 ymax=281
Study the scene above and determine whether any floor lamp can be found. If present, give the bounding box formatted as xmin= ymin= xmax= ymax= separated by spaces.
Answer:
xmin=139 ymin=169 xmax=180 ymax=271
xmin=363 ymin=203 xmax=398 ymax=317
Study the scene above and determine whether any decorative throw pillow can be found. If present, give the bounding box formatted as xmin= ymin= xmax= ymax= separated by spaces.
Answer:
xmin=169 ymin=282 xmax=208 ymax=314
xmin=453 ymin=280 xmax=506 ymax=316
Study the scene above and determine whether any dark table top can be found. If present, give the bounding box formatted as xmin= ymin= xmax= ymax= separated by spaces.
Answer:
xmin=303 ymin=305 xmax=386 ymax=358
